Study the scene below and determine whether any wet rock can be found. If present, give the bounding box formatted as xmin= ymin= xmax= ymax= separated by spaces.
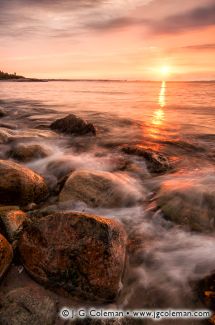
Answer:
xmin=18 ymin=212 xmax=127 ymax=302
xmin=122 ymin=145 xmax=170 ymax=174
xmin=0 ymin=108 xmax=5 ymax=118
xmin=157 ymin=175 xmax=215 ymax=232
xmin=0 ymin=286 xmax=57 ymax=325
xmin=0 ymin=234 xmax=13 ymax=279
xmin=0 ymin=159 xmax=48 ymax=206
xmin=9 ymin=143 xmax=51 ymax=162
xmin=0 ymin=206 xmax=27 ymax=242
xmin=50 ymin=114 xmax=96 ymax=136
xmin=59 ymin=170 xmax=143 ymax=208
xmin=198 ymin=273 xmax=215 ymax=312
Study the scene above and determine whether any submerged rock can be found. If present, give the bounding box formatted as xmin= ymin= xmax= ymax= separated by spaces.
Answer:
xmin=50 ymin=114 xmax=96 ymax=136
xmin=47 ymin=158 xmax=75 ymax=179
xmin=0 ymin=206 xmax=27 ymax=242
xmin=0 ymin=287 xmax=57 ymax=325
xmin=59 ymin=170 xmax=143 ymax=208
xmin=122 ymin=145 xmax=170 ymax=174
xmin=0 ymin=234 xmax=13 ymax=279
xmin=18 ymin=212 xmax=127 ymax=302
xmin=0 ymin=160 xmax=48 ymax=206
xmin=157 ymin=174 xmax=215 ymax=232
xmin=9 ymin=143 xmax=51 ymax=162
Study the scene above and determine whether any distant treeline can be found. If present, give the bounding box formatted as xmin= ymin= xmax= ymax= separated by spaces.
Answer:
xmin=0 ymin=70 xmax=24 ymax=79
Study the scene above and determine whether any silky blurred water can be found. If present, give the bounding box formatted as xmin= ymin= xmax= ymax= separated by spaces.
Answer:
xmin=1 ymin=80 xmax=214 ymax=146
xmin=0 ymin=80 xmax=215 ymax=323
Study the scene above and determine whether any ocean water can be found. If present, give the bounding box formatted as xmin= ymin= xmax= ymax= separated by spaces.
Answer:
xmin=1 ymin=80 xmax=215 ymax=164
xmin=0 ymin=80 xmax=215 ymax=324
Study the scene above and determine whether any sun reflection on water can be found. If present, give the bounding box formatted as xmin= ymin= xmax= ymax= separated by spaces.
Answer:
xmin=159 ymin=81 xmax=166 ymax=108
xmin=149 ymin=81 xmax=166 ymax=140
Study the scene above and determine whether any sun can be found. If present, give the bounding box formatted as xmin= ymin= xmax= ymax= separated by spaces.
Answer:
xmin=160 ymin=66 xmax=171 ymax=77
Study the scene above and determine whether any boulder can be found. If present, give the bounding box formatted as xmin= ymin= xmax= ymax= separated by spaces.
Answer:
xmin=50 ymin=114 xmax=96 ymax=136
xmin=0 ymin=160 xmax=48 ymax=206
xmin=0 ymin=234 xmax=13 ymax=279
xmin=9 ymin=143 xmax=51 ymax=162
xmin=122 ymin=145 xmax=170 ymax=173
xmin=0 ymin=206 xmax=27 ymax=242
xmin=59 ymin=170 xmax=142 ymax=208
xmin=18 ymin=212 xmax=127 ymax=302
xmin=0 ymin=287 xmax=57 ymax=325
xmin=157 ymin=175 xmax=215 ymax=232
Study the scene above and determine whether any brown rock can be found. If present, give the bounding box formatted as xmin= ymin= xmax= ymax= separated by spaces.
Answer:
xmin=198 ymin=273 xmax=215 ymax=311
xmin=0 ymin=234 xmax=13 ymax=279
xmin=122 ymin=145 xmax=170 ymax=173
xmin=59 ymin=170 xmax=143 ymax=208
xmin=0 ymin=206 xmax=27 ymax=242
xmin=157 ymin=175 xmax=215 ymax=232
xmin=50 ymin=114 xmax=96 ymax=136
xmin=0 ymin=159 xmax=48 ymax=206
xmin=0 ymin=286 xmax=57 ymax=325
xmin=9 ymin=143 xmax=51 ymax=162
xmin=18 ymin=212 xmax=127 ymax=302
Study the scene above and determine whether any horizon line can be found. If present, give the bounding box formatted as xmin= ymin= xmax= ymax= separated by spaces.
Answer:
xmin=46 ymin=78 xmax=215 ymax=82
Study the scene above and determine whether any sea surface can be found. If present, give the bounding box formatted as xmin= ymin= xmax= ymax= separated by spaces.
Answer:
xmin=0 ymin=80 xmax=215 ymax=324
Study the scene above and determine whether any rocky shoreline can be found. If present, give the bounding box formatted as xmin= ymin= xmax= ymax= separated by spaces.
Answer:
xmin=0 ymin=111 xmax=214 ymax=324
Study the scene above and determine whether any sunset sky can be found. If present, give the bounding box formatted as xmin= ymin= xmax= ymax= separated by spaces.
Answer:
xmin=1 ymin=0 xmax=215 ymax=80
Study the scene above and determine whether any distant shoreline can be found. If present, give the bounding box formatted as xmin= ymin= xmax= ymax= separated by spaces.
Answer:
xmin=0 ymin=78 xmax=47 ymax=82
xmin=0 ymin=78 xmax=214 ymax=83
